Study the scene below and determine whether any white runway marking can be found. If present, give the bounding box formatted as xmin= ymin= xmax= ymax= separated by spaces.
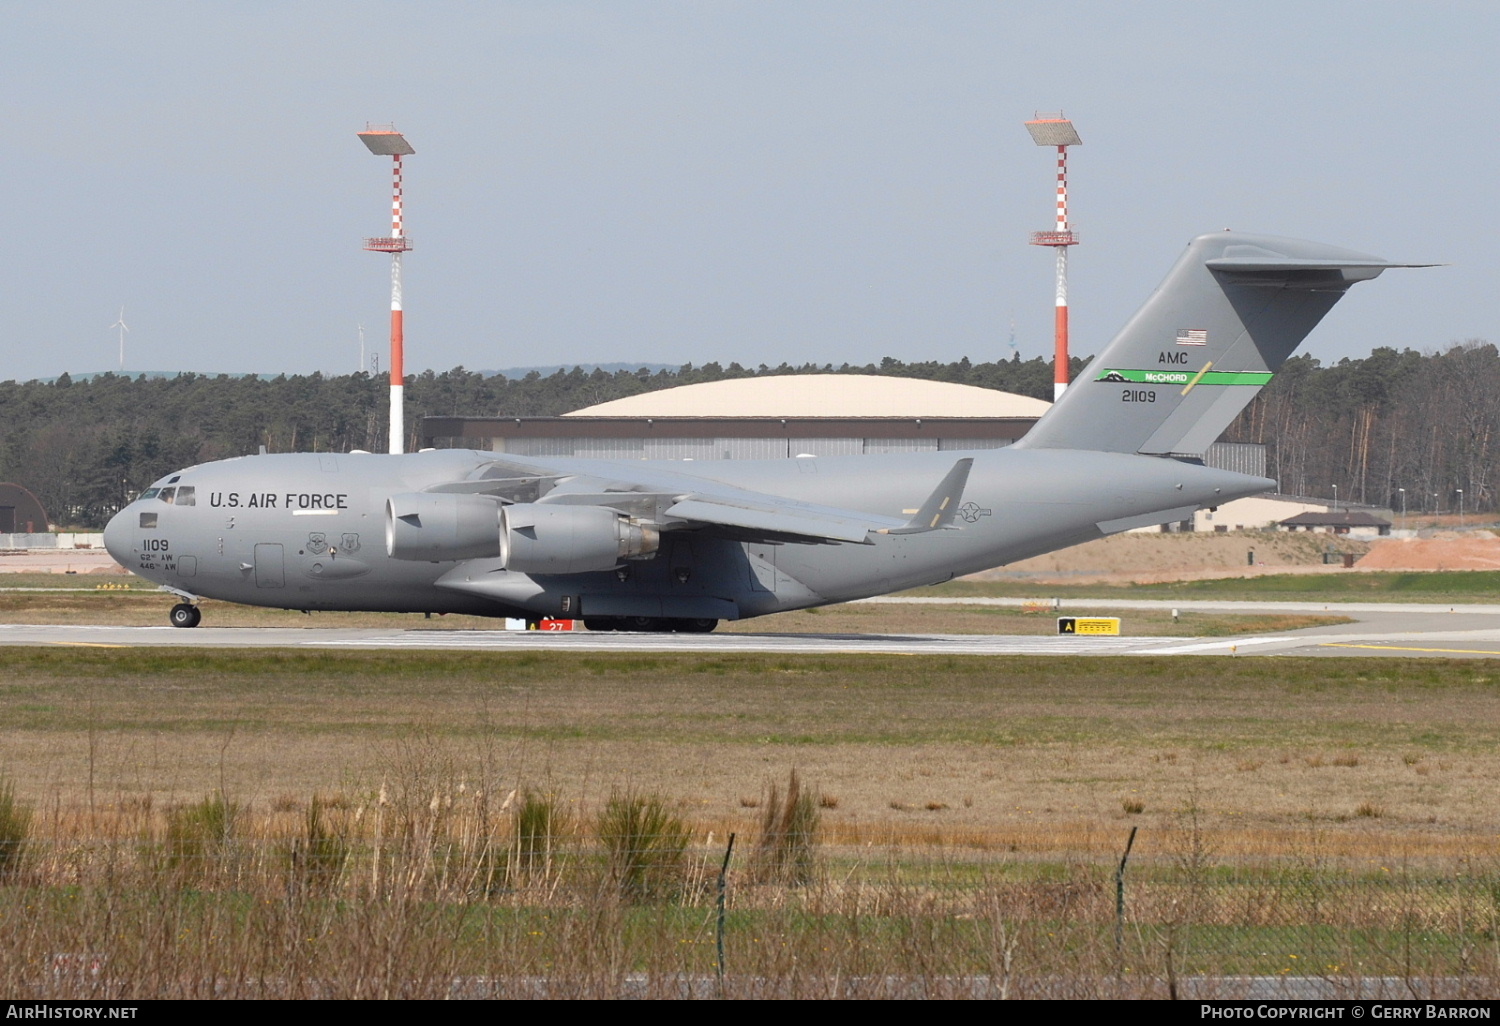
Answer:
xmin=309 ymin=630 xmax=1191 ymax=656
xmin=858 ymin=595 xmax=1500 ymax=614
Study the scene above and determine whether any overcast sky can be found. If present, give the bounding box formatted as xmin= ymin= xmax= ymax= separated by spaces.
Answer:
xmin=2 ymin=1 xmax=1494 ymax=382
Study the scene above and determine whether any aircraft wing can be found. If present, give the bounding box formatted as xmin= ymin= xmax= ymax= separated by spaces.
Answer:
xmin=515 ymin=487 xmax=894 ymax=543
xmin=662 ymin=495 xmax=899 ymax=544
xmin=561 ymin=457 xmax=974 ymax=545
xmin=423 ymin=456 xmax=976 ymax=545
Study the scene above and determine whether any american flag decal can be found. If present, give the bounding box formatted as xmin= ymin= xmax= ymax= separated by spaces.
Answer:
xmin=1175 ymin=328 xmax=1208 ymax=346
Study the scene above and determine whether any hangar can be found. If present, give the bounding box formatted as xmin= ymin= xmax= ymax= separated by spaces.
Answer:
xmin=421 ymin=375 xmax=1048 ymax=459
xmin=0 ymin=482 xmax=49 ymax=535
xmin=420 ymin=373 xmax=1263 ymax=475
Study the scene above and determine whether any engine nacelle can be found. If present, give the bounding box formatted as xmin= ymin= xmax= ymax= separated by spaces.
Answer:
xmin=500 ymin=503 xmax=659 ymax=575
xmin=385 ymin=493 xmax=503 ymax=561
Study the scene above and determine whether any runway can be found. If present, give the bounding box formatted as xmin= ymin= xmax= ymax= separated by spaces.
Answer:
xmin=7 ymin=595 xmax=1500 ymax=656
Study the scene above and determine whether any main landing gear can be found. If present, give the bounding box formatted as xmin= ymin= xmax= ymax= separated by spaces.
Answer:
xmin=169 ymin=603 xmax=202 ymax=629
xmin=583 ymin=616 xmax=718 ymax=634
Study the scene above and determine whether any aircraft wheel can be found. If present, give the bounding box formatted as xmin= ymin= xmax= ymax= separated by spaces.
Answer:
xmin=169 ymin=603 xmax=201 ymax=629
xmin=682 ymin=618 xmax=718 ymax=634
xmin=583 ymin=617 xmax=620 ymax=632
xmin=623 ymin=616 xmax=662 ymax=632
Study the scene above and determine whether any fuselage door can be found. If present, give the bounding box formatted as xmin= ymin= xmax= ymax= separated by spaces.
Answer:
xmin=747 ymin=545 xmax=777 ymax=593
xmin=254 ymin=543 xmax=285 ymax=588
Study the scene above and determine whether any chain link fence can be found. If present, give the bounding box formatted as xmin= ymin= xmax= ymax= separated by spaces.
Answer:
xmin=3 ymin=803 xmax=1497 ymax=998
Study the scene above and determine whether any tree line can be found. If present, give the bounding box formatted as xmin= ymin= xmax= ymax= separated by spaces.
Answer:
xmin=0 ymin=355 xmax=1067 ymax=528
xmin=0 ymin=343 xmax=1490 ymax=528
xmin=1224 ymin=342 xmax=1496 ymax=515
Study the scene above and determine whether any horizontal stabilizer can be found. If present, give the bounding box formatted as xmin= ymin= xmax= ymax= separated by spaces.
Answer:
xmin=1096 ymin=505 xmax=1200 ymax=535
xmin=1205 ymin=253 xmax=1439 ymax=286
xmin=1205 ymin=256 xmax=1437 ymax=272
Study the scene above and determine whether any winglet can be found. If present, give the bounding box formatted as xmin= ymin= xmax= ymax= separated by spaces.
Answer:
xmin=880 ymin=458 xmax=974 ymax=535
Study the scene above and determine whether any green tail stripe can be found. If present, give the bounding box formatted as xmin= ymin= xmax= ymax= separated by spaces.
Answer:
xmin=1096 ymin=369 xmax=1274 ymax=387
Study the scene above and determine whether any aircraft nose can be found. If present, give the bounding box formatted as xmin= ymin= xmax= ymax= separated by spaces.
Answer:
xmin=103 ymin=506 xmax=132 ymax=566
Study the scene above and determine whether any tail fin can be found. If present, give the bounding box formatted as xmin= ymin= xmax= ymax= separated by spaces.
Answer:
xmin=1016 ymin=232 xmax=1430 ymax=456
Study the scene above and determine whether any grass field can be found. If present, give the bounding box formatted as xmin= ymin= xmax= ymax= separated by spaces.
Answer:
xmin=3 ymin=647 xmax=1500 ymax=997
xmin=3 ymin=647 xmax=1496 ymax=851
xmin=0 ymin=572 xmax=1493 ymax=997
xmin=910 ymin=569 xmax=1500 ymax=603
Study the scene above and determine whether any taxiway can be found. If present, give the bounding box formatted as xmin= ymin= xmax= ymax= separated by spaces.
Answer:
xmin=5 ymin=595 xmax=1500 ymax=657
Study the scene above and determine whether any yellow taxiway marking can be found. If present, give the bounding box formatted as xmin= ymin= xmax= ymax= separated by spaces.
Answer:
xmin=1322 ymin=642 xmax=1500 ymax=656
xmin=45 ymin=641 xmax=129 ymax=649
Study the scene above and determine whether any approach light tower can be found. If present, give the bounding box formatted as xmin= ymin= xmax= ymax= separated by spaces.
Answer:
xmin=1024 ymin=112 xmax=1081 ymax=401
xmin=358 ymin=124 xmax=415 ymax=454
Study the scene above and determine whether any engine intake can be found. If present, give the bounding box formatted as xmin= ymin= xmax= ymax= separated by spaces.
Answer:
xmin=500 ymin=503 xmax=659 ymax=575
xmin=385 ymin=493 xmax=503 ymax=561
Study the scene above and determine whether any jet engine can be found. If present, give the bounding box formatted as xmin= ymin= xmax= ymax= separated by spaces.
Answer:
xmin=385 ymin=493 xmax=503 ymax=561
xmin=499 ymin=503 xmax=659 ymax=574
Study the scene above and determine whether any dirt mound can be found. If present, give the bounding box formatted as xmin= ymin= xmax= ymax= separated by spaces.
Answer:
xmin=1358 ymin=531 xmax=1500 ymax=571
xmin=965 ymin=528 xmax=1500 ymax=584
xmin=970 ymin=531 xmax=1370 ymax=584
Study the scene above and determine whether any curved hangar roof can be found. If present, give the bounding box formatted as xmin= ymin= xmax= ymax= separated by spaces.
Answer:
xmin=566 ymin=375 xmax=1051 ymax=419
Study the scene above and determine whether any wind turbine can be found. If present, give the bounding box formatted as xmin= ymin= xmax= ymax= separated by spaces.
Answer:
xmin=110 ymin=308 xmax=129 ymax=371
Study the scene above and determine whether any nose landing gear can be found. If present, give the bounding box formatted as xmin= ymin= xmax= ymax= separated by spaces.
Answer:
xmin=169 ymin=603 xmax=202 ymax=629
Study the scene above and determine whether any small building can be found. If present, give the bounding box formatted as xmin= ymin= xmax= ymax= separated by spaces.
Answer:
xmin=1193 ymin=494 xmax=1334 ymax=533
xmin=1184 ymin=493 xmax=1394 ymax=534
xmin=0 ymin=482 xmax=49 ymax=535
xmin=1278 ymin=510 xmax=1393 ymax=538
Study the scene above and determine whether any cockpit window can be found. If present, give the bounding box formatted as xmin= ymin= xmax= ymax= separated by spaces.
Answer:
xmin=168 ymin=476 xmax=180 ymax=484
xmin=175 ymin=486 xmax=195 ymax=507
xmin=140 ymin=488 xmax=160 ymax=500
xmin=139 ymin=512 xmax=158 ymax=529
xmin=158 ymin=488 xmax=176 ymax=504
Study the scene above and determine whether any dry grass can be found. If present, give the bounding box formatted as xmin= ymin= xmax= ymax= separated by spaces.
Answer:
xmin=2 ymin=640 xmax=1499 ymax=996
xmin=2 ymin=648 xmax=1499 ymax=866
xmin=750 ymin=770 xmax=820 ymax=885
xmin=2 ymin=780 xmax=1499 ymax=998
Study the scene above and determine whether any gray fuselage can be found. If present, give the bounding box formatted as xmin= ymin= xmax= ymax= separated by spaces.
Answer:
xmin=103 ymin=447 xmax=1268 ymax=622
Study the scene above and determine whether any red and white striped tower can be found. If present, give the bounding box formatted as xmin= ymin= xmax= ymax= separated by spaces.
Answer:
xmin=1024 ymin=113 xmax=1081 ymax=401
xmin=358 ymin=124 xmax=416 ymax=454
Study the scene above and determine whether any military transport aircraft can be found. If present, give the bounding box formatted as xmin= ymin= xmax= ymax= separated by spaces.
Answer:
xmin=103 ymin=232 xmax=1423 ymax=631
